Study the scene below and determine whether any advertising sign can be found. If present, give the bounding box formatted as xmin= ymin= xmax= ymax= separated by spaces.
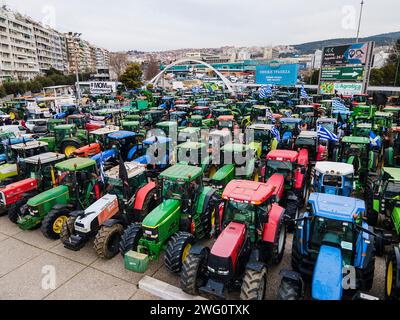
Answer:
xmin=322 ymin=43 xmax=369 ymax=66
xmin=90 ymin=82 xmax=117 ymax=95
xmin=319 ymin=82 xmax=363 ymax=95
xmin=320 ymin=66 xmax=365 ymax=81
xmin=256 ymin=62 xmax=299 ymax=86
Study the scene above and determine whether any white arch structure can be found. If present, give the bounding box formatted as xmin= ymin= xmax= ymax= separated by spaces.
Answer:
xmin=149 ymin=58 xmax=236 ymax=95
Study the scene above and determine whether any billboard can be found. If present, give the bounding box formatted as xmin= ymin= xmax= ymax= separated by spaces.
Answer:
xmin=319 ymin=82 xmax=363 ymax=95
xmin=320 ymin=66 xmax=365 ymax=81
xmin=89 ymin=82 xmax=117 ymax=95
xmin=322 ymin=43 xmax=370 ymax=66
xmin=256 ymin=62 xmax=299 ymax=86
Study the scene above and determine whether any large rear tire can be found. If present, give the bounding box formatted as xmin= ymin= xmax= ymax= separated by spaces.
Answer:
xmin=61 ymin=141 xmax=81 ymax=157
xmin=365 ymin=177 xmax=378 ymax=226
xmin=277 ymin=278 xmax=302 ymax=300
xmin=386 ymin=247 xmax=400 ymax=300
xmin=286 ymin=200 xmax=300 ymax=233
xmin=264 ymin=218 xmax=286 ymax=265
xmin=240 ymin=267 xmax=267 ymax=300
xmin=164 ymin=232 xmax=195 ymax=274
xmin=41 ymin=208 xmax=70 ymax=239
xmin=119 ymin=223 xmax=143 ymax=257
xmin=94 ymin=224 xmax=124 ymax=259
xmin=180 ymin=252 xmax=208 ymax=295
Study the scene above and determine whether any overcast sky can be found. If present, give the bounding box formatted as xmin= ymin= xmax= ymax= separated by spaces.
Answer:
xmin=5 ymin=0 xmax=400 ymax=51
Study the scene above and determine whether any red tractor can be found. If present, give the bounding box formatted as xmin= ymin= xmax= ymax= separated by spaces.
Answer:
xmin=180 ymin=179 xmax=286 ymax=300
xmin=261 ymin=149 xmax=309 ymax=230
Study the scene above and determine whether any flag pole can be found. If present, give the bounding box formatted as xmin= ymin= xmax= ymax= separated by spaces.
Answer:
xmin=356 ymin=1 xmax=365 ymax=43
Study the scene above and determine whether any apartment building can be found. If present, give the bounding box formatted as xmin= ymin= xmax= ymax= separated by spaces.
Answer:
xmin=0 ymin=7 xmax=40 ymax=81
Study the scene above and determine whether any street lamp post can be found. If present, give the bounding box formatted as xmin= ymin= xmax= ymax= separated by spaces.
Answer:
xmin=70 ymin=32 xmax=82 ymax=105
xmin=356 ymin=1 xmax=365 ymax=43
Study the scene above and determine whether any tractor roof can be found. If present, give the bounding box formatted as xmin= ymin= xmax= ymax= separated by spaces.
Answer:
xmin=248 ymin=124 xmax=274 ymax=131
xmin=296 ymin=104 xmax=315 ymax=109
xmin=222 ymin=180 xmax=274 ymax=205
xmin=54 ymin=124 xmax=75 ymax=130
xmin=267 ymin=150 xmax=298 ymax=162
xmin=281 ymin=118 xmax=302 ymax=124
xmin=253 ymin=105 xmax=269 ymax=110
xmin=355 ymin=123 xmax=373 ymax=129
xmin=383 ymin=167 xmax=400 ymax=181
xmin=375 ymin=111 xmax=392 ymax=118
xmin=68 ymin=114 xmax=85 ymax=119
xmin=91 ymin=126 xmax=120 ymax=136
xmin=317 ymin=118 xmax=337 ymax=124
xmin=105 ymin=162 xmax=146 ymax=180
xmin=342 ymin=136 xmax=370 ymax=144
xmin=384 ymin=106 xmax=400 ymax=112
xmin=180 ymin=127 xmax=200 ymax=134
xmin=298 ymin=131 xmax=318 ymax=139
xmin=221 ymin=143 xmax=252 ymax=153
xmin=11 ymin=141 xmax=48 ymax=150
xmin=177 ymin=141 xmax=207 ymax=150
xmin=157 ymin=121 xmax=178 ymax=128
xmin=218 ymin=115 xmax=235 ymax=121
xmin=315 ymin=162 xmax=354 ymax=176
xmin=160 ymin=164 xmax=203 ymax=182
xmin=25 ymin=152 xmax=65 ymax=165
xmin=308 ymin=193 xmax=365 ymax=223
xmin=55 ymin=157 xmax=96 ymax=172
xmin=107 ymin=131 xmax=136 ymax=140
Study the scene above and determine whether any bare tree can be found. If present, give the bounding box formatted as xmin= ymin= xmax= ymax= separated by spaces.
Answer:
xmin=109 ymin=52 xmax=129 ymax=80
xmin=145 ymin=55 xmax=160 ymax=81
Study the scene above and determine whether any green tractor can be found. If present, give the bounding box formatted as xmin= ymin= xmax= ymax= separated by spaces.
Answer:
xmin=39 ymin=124 xmax=92 ymax=157
xmin=175 ymin=142 xmax=212 ymax=173
xmin=119 ymin=164 xmax=219 ymax=274
xmin=17 ymin=158 xmax=102 ymax=239
xmin=333 ymin=136 xmax=378 ymax=190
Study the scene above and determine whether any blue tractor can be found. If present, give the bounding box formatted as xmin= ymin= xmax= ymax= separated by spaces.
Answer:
xmin=311 ymin=162 xmax=355 ymax=197
xmin=277 ymin=193 xmax=377 ymax=300
xmin=278 ymin=118 xmax=302 ymax=150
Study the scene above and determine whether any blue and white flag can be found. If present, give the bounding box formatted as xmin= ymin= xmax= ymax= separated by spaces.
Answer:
xmin=192 ymin=86 xmax=200 ymax=94
xmin=301 ymin=85 xmax=309 ymax=99
xmin=332 ymin=99 xmax=350 ymax=112
xmin=99 ymin=152 xmax=105 ymax=184
xmin=317 ymin=125 xmax=339 ymax=142
xmin=284 ymin=111 xmax=293 ymax=118
xmin=370 ymin=131 xmax=382 ymax=149
xmin=259 ymin=85 xmax=272 ymax=99
xmin=271 ymin=126 xmax=281 ymax=142
xmin=265 ymin=107 xmax=274 ymax=120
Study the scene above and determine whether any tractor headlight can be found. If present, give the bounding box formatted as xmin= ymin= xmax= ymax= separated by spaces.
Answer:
xmin=207 ymin=266 xmax=216 ymax=273
xmin=29 ymin=208 xmax=38 ymax=216
xmin=217 ymin=269 xmax=229 ymax=276
xmin=143 ymin=227 xmax=158 ymax=240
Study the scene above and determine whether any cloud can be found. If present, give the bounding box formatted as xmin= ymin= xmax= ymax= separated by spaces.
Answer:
xmin=5 ymin=0 xmax=400 ymax=51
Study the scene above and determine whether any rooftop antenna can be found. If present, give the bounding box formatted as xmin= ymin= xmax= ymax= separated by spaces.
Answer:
xmin=355 ymin=0 xmax=365 ymax=43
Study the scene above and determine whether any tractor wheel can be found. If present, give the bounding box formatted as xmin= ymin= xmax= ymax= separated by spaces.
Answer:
xmin=180 ymin=252 xmax=208 ymax=295
xmin=41 ymin=209 xmax=70 ymax=239
xmin=94 ymin=224 xmax=124 ymax=259
xmin=291 ymin=229 xmax=301 ymax=272
xmin=374 ymin=229 xmax=385 ymax=257
xmin=277 ymin=278 xmax=302 ymax=300
xmin=60 ymin=217 xmax=76 ymax=246
xmin=386 ymin=247 xmax=400 ymax=300
xmin=266 ymin=218 xmax=286 ymax=265
xmin=240 ymin=267 xmax=267 ymax=300
xmin=138 ymin=189 xmax=157 ymax=221
xmin=61 ymin=141 xmax=81 ymax=157
xmin=164 ymin=232 xmax=195 ymax=274
xmin=119 ymin=223 xmax=143 ymax=257
xmin=365 ymin=178 xmax=378 ymax=226
xmin=200 ymin=193 xmax=220 ymax=238
xmin=8 ymin=199 xmax=28 ymax=224
xmin=286 ymin=200 xmax=300 ymax=233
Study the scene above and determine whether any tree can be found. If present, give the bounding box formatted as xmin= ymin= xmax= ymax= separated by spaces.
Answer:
xmin=145 ymin=56 xmax=160 ymax=81
xmin=119 ymin=63 xmax=143 ymax=90
xmin=110 ymin=52 xmax=129 ymax=80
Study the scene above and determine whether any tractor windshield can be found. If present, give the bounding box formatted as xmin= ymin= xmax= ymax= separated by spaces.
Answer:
xmin=162 ymin=180 xmax=187 ymax=200
xmin=323 ymin=175 xmax=342 ymax=188
xmin=319 ymin=122 xmax=335 ymax=133
xmin=224 ymin=201 xmax=256 ymax=226
xmin=220 ymin=121 xmax=233 ymax=129
xmin=343 ymin=144 xmax=363 ymax=157
xmin=385 ymin=182 xmax=400 ymax=199
xmin=266 ymin=160 xmax=293 ymax=178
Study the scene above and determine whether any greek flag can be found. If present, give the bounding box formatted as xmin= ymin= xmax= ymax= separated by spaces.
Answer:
xmin=301 ymin=85 xmax=309 ymax=99
xmin=99 ymin=152 xmax=105 ymax=184
xmin=259 ymin=85 xmax=272 ymax=99
xmin=192 ymin=86 xmax=200 ymax=94
xmin=265 ymin=107 xmax=274 ymax=120
xmin=284 ymin=111 xmax=293 ymax=118
xmin=271 ymin=126 xmax=281 ymax=142
xmin=332 ymin=99 xmax=349 ymax=112
xmin=317 ymin=125 xmax=339 ymax=142
xmin=370 ymin=131 xmax=382 ymax=149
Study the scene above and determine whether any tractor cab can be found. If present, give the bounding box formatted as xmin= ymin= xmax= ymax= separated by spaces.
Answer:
xmin=192 ymin=106 xmax=212 ymax=119
xmin=278 ymin=118 xmax=302 ymax=149
xmin=178 ymin=127 xmax=201 ymax=144
xmin=317 ymin=118 xmax=338 ymax=135
xmin=313 ymin=162 xmax=355 ymax=197
xmin=49 ymin=124 xmax=90 ymax=156
xmin=134 ymin=136 xmax=172 ymax=173
xmin=294 ymin=105 xmax=316 ymax=117
xmin=19 ymin=152 xmax=65 ymax=183
xmin=352 ymin=123 xmax=376 ymax=138
xmin=8 ymin=141 xmax=49 ymax=163
xmin=295 ymin=131 xmax=321 ymax=163
xmin=170 ymin=111 xmax=188 ymax=127
xmin=176 ymin=142 xmax=210 ymax=170
xmin=143 ymin=109 xmax=165 ymax=128
xmin=281 ymin=193 xmax=373 ymax=300
xmin=217 ymin=115 xmax=237 ymax=132
xmin=385 ymin=127 xmax=400 ymax=167
xmin=212 ymin=108 xmax=233 ymax=119
xmin=156 ymin=121 xmax=178 ymax=138
xmin=265 ymin=150 xmax=303 ymax=185
xmin=251 ymin=105 xmax=271 ymax=122
xmin=384 ymin=106 xmax=400 ymax=126
xmin=373 ymin=111 xmax=393 ymax=135
xmin=106 ymin=131 xmax=143 ymax=162
xmin=248 ymin=123 xmax=278 ymax=156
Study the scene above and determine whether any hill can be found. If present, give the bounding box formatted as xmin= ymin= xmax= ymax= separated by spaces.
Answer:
xmin=293 ymin=31 xmax=400 ymax=54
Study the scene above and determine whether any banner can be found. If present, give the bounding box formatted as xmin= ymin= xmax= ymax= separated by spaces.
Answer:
xmin=319 ymin=82 xmax=363 ymax=95
xmin=256 ymin=62 xmax=299 ymax=86
xmin=322 ymin=43 xmax=370 ymax=66
xmin=90 ymin=82 xmax=117 ymax=95
xmin=320 ymin=66 xmax=365 ymax=81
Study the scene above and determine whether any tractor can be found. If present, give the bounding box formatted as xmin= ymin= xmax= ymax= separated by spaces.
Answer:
xmin=2 ymin=152 xmax=66 ymax=223
xmin=332 ymin=136 xmax=378 ymax=189
xmin=176 ymin=142 xmax=212 ymax=173
xmin=119 ymin=164 xmax=219 ymax=274
xmin=178 ymin=127 xmax=202 ymax=144
xmin=384 ymin=126 xmax=400 ymax=168
xmin=61 ymin=162 xmax=158 ymax=259
xmin=278 ymin=118 xmax=302 ymax=150
xmin=180 ymin=179 xmax=286 ymax=300
xmin=278 ymin=193 xmax=376 ymax=300
xmin=294 ymin=131 xmax=326 ymax=164
xmin=262 ymin=149 xmax=309 ymax=228
xmin=16 ymin=158 xmax=102 ymax=239
xmin=365 ymin=167 xmax=400 ymax=234
xmin=187 ymin=115 xmax=214 ymax=129
xmin=311 ymin=162 xmax=355 ymax=197
xmin=247 ymin=124 xmax=279 ymax=157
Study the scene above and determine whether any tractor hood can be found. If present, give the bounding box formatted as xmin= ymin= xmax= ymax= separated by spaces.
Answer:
xmin=142 ymin=199 xmax=180 ymax=228
xmin=27 ymin=185 xmax=69 ymax=207
xmin=91 ymin=149 xmax=117 ymax=165
xmin=212 ymin=164 xmax=235 ymax=182
xmin=312 ymin=245 xmax=343 ymax=300
xmin=0 ymin=178 xmax=38 ymax=206
xmin=0 ymin=163 xmax=18 ymax=181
